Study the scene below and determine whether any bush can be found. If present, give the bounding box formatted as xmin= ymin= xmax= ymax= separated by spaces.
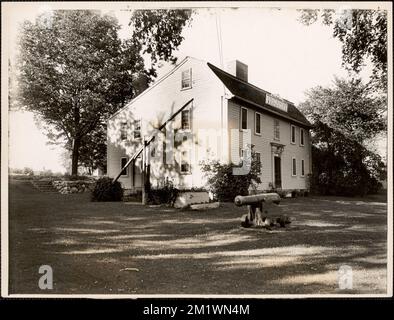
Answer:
xmin=91 ymin=177 xmax=123 ymax=201
xmin=201 ymin=150 xmax=261 ymax=202
xmin=148 ymin=179 xmax=179 ymax=206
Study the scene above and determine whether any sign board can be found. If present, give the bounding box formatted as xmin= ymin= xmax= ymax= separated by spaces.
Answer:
xmin=266 ymin=94 xmax=288 ymax=112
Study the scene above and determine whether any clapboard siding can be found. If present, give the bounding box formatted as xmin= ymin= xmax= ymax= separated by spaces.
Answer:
xmin=107 ymin=57 xmax=224 ymax=189
xmin=227 ymin=100 xmax=311 ymax=190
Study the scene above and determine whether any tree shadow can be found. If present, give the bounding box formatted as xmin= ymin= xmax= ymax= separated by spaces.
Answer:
xmin=8 ymin=182 xmax=388 ymax=294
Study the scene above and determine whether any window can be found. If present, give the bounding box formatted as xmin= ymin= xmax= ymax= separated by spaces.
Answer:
xmin=120 ymin=122 xmax=127 ymax=140
xmin=290 ymin=125 xmax=296 ymax=144
xmin=120 ymin=157 xmax=128 ymax=176
xmin=134 ymin=119 xmax=141 ymax=139
xmin=292 ymin=157 xmax=297 ymax=176
xmin=180 ymin=150 xmax=190 ymax=173
xmin=181 ymin=68 xmax=192 ymax=89
xmin=300 ymin=128 xmax=305 ymax=146
xmin=255 ymin=152 xmax=261 ymax=174
xmin=301 ymin=159 xmax=305 ymax=177
xmin=241 ymin=107 xmax=248 ymax=130
xmin=274 ymin=119 xmax=280 ymax=140
xmin=181 ymin=109 xmax=191 ymax=130
xmin=255 ymin=112 xmax=261 ymax=135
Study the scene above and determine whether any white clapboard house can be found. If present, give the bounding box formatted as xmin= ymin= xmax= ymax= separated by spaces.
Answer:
xmin=107 ymin=57 xmax=312 ymax=194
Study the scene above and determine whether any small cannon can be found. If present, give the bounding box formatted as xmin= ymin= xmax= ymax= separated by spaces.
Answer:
xmin=234 ymin=193 xmax=289 ymax=228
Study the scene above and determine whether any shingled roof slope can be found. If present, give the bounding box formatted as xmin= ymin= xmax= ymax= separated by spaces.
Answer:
xmin=207 ymin=62 xmax=312 ymax=127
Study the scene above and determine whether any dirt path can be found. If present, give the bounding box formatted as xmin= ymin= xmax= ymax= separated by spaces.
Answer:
xmin=8 ymin=179 xmax=388 ymax=295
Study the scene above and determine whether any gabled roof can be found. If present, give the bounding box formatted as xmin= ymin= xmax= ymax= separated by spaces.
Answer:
xmin=108 ymin=56 xmax=192 ymax=120
xmin=207 ymin=62 xmax=312 ymax=128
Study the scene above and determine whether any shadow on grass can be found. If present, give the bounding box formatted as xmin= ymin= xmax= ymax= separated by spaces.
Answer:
xmin=9 ymin=179 xmax=387 ymax=294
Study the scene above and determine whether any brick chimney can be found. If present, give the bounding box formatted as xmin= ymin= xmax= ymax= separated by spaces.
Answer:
xmin=227 ymin=60 xmax=248 ymax=82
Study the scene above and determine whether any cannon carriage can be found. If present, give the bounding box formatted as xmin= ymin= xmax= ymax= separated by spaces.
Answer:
xmin=234 ymin=193 xmax=290 ymax=229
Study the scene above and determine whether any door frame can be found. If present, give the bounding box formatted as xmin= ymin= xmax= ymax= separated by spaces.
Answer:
xmin=270 ymin=142 xmax=285 ymax=190
xmin=274 ymin=155 xmax=282 ymax=189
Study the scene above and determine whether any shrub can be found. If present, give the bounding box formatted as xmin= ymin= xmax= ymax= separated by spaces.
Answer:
xmin=201 ymin=149 xmax=261 ymax=202
xmin=91 ymin=177 xmax=123 ymax=202
xmin=148 ymin=178 xmax=179 ymax=206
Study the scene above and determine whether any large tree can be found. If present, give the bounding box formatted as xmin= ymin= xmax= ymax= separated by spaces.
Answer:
xmin=17 ymin=10 xmax=146 ymax=175
xmin=298 ymin=9 xmax=387 ymax=92
xmin=299 ymin=78 xmax=386 ymax=196
xmin=17 ymin=9 xmax=194 ymax=174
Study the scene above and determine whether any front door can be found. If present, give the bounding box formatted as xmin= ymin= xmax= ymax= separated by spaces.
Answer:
xmin=274 ymin=156 xmax=282 ymax=189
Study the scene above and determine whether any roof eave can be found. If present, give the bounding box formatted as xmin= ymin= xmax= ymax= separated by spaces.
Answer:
xmin=230 ymin=95 xmax=313 ymax=128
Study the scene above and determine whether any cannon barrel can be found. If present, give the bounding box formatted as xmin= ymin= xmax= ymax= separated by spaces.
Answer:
xmin=234 ymin=193 xmax=281 ymax=206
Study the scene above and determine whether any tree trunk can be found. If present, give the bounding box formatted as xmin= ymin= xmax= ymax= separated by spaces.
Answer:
xmin=71 ymin=138 xmax=81 ymax=176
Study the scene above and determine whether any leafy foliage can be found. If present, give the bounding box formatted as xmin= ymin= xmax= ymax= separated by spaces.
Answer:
xmin=78 ymin=123 xmax=107 ymax=174
xmin=17 ymin=10 xmax=147 ymax=175
xmin=298 ymin=9 xmax=387 ymax=92
xmin=299 ymin=79 xmax=386 ymax=196
xmin=299 ymin=77 xmax=386 ymax=144
xmin=91 ymin=177 xmax=123 ymax=202
xmin=8 ymin=60 xmax=20 ymax=111
xmin=201 ymin=150 xmax=262 ymax=202
xmin=147 ymin=178 xmax=180 ymax=206
xmin=309 ymin=122 xmax=386 ymax=196
xmin=130 ymin=9 xmax=193 ymax=75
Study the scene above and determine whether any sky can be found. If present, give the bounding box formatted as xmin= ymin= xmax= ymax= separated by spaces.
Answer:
xmin=4 ymin=3 xmax=383 ymax=172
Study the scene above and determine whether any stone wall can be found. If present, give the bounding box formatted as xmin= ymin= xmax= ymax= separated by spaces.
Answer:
xmin=52 ymin=180 xmax=96 ymax=194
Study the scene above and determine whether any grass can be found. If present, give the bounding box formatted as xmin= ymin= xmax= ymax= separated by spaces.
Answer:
xmin=8 ymin=179 xmax=388 ymax=295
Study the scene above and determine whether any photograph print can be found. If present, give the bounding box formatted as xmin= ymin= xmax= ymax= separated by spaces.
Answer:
xmin=1 ymin=1 xmax=392 ymax=297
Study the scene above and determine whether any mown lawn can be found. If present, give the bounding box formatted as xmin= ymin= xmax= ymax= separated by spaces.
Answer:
xmin=8 ymin=179 xmax=388 ymax=295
